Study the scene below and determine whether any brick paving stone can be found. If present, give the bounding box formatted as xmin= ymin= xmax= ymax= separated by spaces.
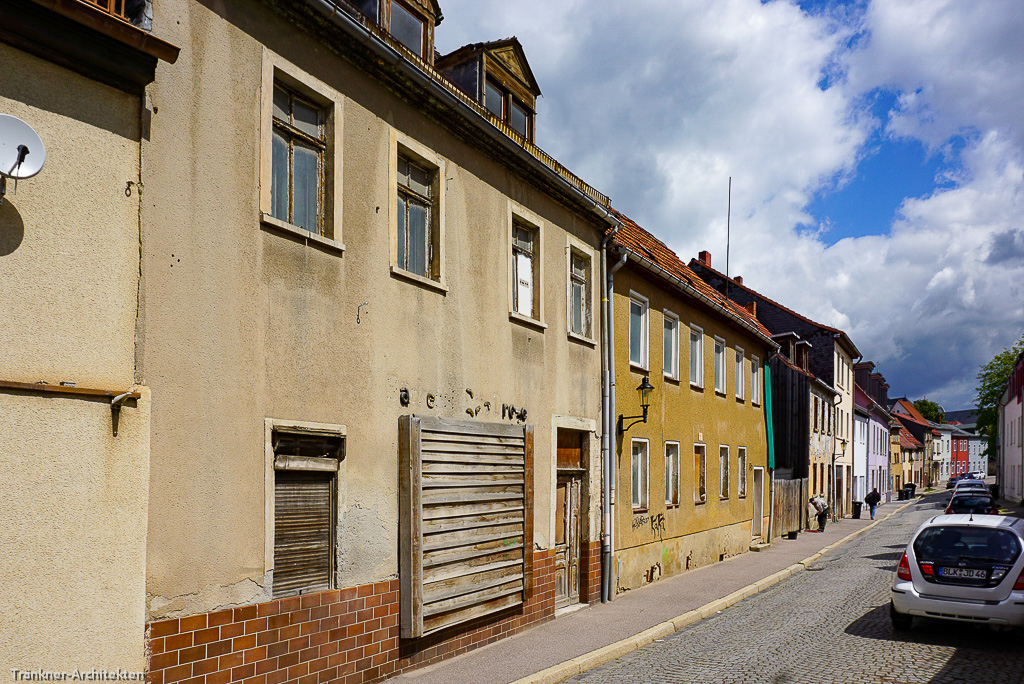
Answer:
xmin=568 ymin=498 xmax=1024 ymax=684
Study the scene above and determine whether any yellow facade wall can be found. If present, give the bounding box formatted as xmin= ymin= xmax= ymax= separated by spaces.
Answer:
xmin=612 ymin=266 xmax=772 ymax=593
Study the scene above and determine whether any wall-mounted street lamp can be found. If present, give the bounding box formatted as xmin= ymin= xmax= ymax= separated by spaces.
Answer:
xmin=831 ymin=437 xmax=848 ymax=522
xmin=618 ymin=375 xmax=654 ymax=434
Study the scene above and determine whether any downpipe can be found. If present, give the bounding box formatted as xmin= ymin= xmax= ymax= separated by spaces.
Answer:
xmin=601 ymin=241 xmax=626 ymax=603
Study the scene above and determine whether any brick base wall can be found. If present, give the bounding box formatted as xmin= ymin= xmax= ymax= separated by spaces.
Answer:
xmin=147 ymin=550 xmax=556 ymax=684
xmin=578 ymin=540 xmax=602 ymax=604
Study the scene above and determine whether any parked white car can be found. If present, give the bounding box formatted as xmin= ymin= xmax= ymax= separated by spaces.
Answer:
xmin=891 ymin=514 xmax=1024 ymax=629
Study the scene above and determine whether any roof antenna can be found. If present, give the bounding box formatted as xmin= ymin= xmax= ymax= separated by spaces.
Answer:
xmin=725 ymin=176 xmax=731 ymax=301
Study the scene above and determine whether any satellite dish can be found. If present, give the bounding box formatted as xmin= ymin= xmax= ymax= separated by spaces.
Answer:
xmin=0 ymin=114 xmax=46 ymax=180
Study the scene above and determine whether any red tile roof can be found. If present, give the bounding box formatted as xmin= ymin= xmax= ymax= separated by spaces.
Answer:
xmin=891 ymin=399 xmax=931 ymax=426
xmin=608 ymin=210 xmax=775 ymax=344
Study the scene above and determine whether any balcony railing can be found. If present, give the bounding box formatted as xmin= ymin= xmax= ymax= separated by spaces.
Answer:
xmin=80 ymin=0 xmax=130 ymax=22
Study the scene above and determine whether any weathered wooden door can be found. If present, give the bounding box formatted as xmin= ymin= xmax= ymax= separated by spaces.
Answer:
xmin=554 ymin=429 xmax=584 ymax=609
xmin=554 ymin=475 xmax=581 ymax=608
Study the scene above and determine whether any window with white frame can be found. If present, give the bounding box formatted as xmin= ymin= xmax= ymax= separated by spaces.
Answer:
xmin=665 ymin=442 xmax=680 ymax=505
xmin=629 ymin=295 xmax=649 ymax=368
xmin=719 ymin=445 xmax=730 ymax=498
xmin=735 ymin=347 xmax=744 ymax=399
xmin=663 ymin=312 xmax=679 ymax=380
xmin=631 ymin=439 xmax=649 ymax=510
xmin=689 ymin=326 xmax=703 ymax=387
xmin=737 ymin=447 xmax=747 ymax=497
xmin=714 ymin=337 xmax=726 ymax=393
xmin=568 ymin=250 xmax=591 ymax=338
xmin=751 ymin=356 xmax=761 ymax=405
xmin=511 ymin=221 xmax=539 ymax=318
xmin=271 ymin=83 xmax=327 ymax=235
xmin=694 ymin=444 xmax=706 ymax=503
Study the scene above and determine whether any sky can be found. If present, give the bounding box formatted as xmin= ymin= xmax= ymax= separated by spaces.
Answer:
xmin=434 ymin=0 xmax=1024 ymax=411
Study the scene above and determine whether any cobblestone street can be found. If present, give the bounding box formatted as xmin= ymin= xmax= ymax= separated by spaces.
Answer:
xmin=568 ymin=496 xmax=1024 ymax=684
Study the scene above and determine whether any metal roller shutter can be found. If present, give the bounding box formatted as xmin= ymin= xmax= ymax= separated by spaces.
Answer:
xmin=399 ymin=416 xmax=534 ymax=638
xmin=274 ymin=470 xmax=334 ymax=596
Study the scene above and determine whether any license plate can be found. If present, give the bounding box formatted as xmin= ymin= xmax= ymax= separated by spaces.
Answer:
xmin=938 ymin=567 xmax=987 ymax=579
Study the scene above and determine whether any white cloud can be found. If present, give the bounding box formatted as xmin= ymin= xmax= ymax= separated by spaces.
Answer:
xmin=436 ymin=0 xmax=1024 ymax=409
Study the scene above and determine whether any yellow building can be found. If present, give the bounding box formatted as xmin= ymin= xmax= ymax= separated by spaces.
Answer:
xmin=607 ymin=214 xmax=777 ymax=592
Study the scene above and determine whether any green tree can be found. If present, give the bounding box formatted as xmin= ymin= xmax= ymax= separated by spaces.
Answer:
xmin=913 ymin=398 xmax=945 ymax=423
xmin=975 ymin=333 xmax=1024 ymax=459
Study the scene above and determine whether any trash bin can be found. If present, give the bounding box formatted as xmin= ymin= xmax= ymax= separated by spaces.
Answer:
xmin=786 ymin=531 xmax=799 ymax=540
xmin=852 ymin=501 xmax=863 ymax=519
xmin=907 ymin=483 xmax=917 ymax=497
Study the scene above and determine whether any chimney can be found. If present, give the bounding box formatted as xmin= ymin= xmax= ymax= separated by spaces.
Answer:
xmin=734 ymin=276 xmax=743 ymax=285
xmin=743 ymin=301 xmax=756 ymax=317
xmin=698 ymin=250 xmax=711 ymax=266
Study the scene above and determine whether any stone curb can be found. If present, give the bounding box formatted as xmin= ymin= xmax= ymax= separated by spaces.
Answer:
xmin=511 ymin=497 xmax=921 ymax=684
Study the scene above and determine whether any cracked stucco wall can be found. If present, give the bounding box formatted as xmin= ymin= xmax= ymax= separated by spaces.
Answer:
xmin=141 ymin=0 xmax=604 ymax=620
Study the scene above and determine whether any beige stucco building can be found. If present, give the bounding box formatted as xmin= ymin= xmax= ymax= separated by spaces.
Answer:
xmin=2 ymin=0 xmax=615 ymax=680
xmin=134 ymin=0 xmax=614 ymax=681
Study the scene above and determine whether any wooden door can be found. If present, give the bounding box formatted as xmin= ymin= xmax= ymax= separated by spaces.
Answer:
xmin=554 ymin=429 xmax=584 ymax=609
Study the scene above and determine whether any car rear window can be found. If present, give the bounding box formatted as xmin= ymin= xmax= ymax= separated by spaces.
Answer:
xmin=914 ymin=526 xmax=1020 ymax=564
xmin=948 ymin=496 xmax=994 ymax=511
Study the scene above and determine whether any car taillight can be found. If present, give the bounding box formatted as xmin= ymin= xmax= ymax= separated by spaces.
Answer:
xmin=897 ymin=552 xmax=912 ymax=580
xmin=1014 ymin=568 xmax=1024 ymax=591
xmin=920 ymin=562 xmax=934 ymax=577
xmin=944 ymin=506 xmax=953 ymax=514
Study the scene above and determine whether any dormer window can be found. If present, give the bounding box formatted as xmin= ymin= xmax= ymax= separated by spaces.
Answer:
xmin=438 ymin=37 xmax=541 ymax=143
xmin=390 ymin=0 xmax=425 ymax=57
xmin=485 ymin=78 xmax=532 ymax=139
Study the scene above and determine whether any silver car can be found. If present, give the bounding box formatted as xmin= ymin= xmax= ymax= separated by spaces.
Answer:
xmin=891 ymin=514 xmax=1024 ymax=629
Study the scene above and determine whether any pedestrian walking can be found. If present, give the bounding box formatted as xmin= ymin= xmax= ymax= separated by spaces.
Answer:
xmin=864 ymin=488 xmax=881 ymax=519
xmin=809 ymin=494 xmax=828 ymax=532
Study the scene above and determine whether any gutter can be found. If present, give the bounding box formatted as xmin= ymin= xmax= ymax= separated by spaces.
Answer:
xmin=301 ymin=0 xmax=617 ymax=229
xmin=600 ymin=237 xmax=626 ymax=603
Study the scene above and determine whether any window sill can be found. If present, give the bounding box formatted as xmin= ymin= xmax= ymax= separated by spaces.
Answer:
xmin=735 ymin=396 xmax=745 ymax=403
xmin=665 ymin=503 xmax=680 ymax=509
xmin=715 ymin=389 xmax=727 ymax=397
xmin=629 ymin=362 xmax=649 ymax=374
xmin=509 ymin=311 xmax=547 ymax=331
xmin=694 ymin=499 xmax=706 ymax=506
xmin=632 ymin=507 xmax=649 ymax=514
xmin=663 ymin=374 xmax=680 ymax=384
xmin=690 ymin=382 xmax=704 ymax=391
xmin=567 ymin=331 xmax=596 ymax=347
xmin=390 ymin=266 xmax=449 ymax=294
xmin=261 ymin=213 xmax=345 ymax=255
xmin=720 ymin=496 xmax=730 ymax=501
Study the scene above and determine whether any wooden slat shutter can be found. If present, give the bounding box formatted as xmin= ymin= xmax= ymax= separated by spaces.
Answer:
xmin=400 ymin=416 xmax=533 ymax=638
xmin=274 ymin=471 xmax=334 ymax=596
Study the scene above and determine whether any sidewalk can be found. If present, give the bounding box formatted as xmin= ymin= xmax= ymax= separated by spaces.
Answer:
xmin=387 ymin=499 xmax=916 ymax=684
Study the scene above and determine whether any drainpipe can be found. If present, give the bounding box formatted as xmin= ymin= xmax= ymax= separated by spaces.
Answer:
xmin=601 ymin=239 xmax=626 ymax=603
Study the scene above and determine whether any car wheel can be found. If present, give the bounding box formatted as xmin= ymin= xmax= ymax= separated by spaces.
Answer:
xmin=890 ymin=601 xmax=912 ymax=630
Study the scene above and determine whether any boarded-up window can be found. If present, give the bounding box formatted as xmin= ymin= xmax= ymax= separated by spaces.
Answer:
xmin=399 ymin=416 xmax=534 ymax=638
